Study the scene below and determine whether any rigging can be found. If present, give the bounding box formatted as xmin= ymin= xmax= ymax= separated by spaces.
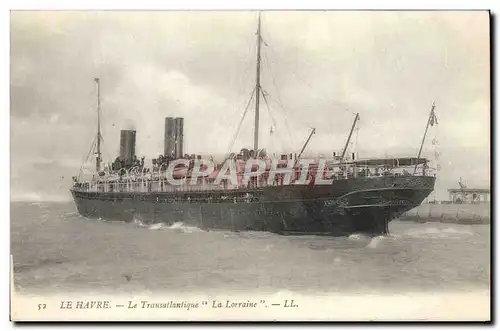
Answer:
xmin=227 ymin=87 xmax=256 ymax=154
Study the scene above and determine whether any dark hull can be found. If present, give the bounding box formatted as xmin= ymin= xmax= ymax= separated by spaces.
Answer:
xmin=71 ymin=176 xmax=436 ymax=236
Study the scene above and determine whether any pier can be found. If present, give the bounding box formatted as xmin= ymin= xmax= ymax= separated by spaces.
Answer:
xmin=448 ymin=188 xmax=490 ymax=204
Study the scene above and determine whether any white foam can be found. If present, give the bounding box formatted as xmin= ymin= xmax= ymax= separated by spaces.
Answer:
xmin=148 ymin=223 xmax=166 ymax=230
xmin=133 ymin=218 xmax=147 ymax=228
xmin=367 ymin=236 xmax=386 ymax=248
xmin=133 ymin=219 xmax=203 ymax=233
xmin=348 ymin=233 xmax=368 ymax=241
xmin=165 ymin=222 xmax=204 ymax=233
xmin=168 ymin=222 xmax=186 ymax=229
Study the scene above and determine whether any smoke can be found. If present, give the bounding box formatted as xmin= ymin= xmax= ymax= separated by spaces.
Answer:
xmin=124 ymin=120 xmax=136 ymax=131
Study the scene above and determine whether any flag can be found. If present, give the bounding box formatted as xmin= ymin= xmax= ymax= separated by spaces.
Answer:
xmin=429 ymin=104 xmax=438 ymax=126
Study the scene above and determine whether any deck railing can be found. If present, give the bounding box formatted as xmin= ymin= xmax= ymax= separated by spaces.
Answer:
xmin=73 ymin=165 xmax=435 ymax=193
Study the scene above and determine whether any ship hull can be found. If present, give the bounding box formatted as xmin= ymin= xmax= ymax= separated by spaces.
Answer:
xmin=71 ymin=176 xmax=436 ymax=236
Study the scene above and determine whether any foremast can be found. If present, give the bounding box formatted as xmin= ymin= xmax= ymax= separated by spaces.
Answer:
xmin=253 ymin=12 xmax=262 ymax=153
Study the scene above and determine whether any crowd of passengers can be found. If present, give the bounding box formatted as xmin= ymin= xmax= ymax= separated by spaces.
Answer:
xmin=73 ymin=162 xmax=428 ymax=193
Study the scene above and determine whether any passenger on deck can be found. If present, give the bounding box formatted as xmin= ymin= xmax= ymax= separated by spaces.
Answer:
xmin=423 ymin=162 xmax=428 ymax=176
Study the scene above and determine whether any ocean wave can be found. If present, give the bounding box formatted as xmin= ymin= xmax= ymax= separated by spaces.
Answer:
xmin=101 ymin=219 xmax=127 ymax=224
xmin=403 ymin=226 xmax=474 ymax=238
xmin=148 ymin=223 xmax=165 ymax=230
xmin=235 ymin=231 xmax=278 ymax=239
xmin=441 ymin=227 xmax=474 ymax=235
xmin=13 ymin=257 xmax=68 ymax=273
xmin=133 ymin=218 xmax=147 ymax=228
xmin=29 ymin=201 xmax=48 ymax=207
xmin=78 ymin=215 xmax=92 ymax=221
xmin=166 ymin=222 xmax=204 ymax=233
xmin=348 ymin=233 xmax=370 ymax=241
xmin=136 ymin=221 xmax=204 ymax=233
xmin=258 ymin=244 xmax=274 ymax=252
xmin=367 ymin=235 xmax=386 ymax=248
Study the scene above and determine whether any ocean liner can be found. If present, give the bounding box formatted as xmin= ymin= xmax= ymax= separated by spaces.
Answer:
xmin=71 ymin=13 xmax=437 ymax=236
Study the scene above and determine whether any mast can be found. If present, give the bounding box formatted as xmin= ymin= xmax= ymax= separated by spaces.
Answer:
xmin=340 ymin=113 xmax=359 ymax=162
xmin=413 ymin=102 xmax=436 ymax=175
xmin=95 ymin=77 xmax=102 ymax=172
xmin=253 ymin=12 xmax=262 ymax=152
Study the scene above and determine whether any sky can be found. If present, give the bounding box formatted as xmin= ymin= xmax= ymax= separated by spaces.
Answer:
xmin=10 ymin=10 xmax=490 ymax=201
